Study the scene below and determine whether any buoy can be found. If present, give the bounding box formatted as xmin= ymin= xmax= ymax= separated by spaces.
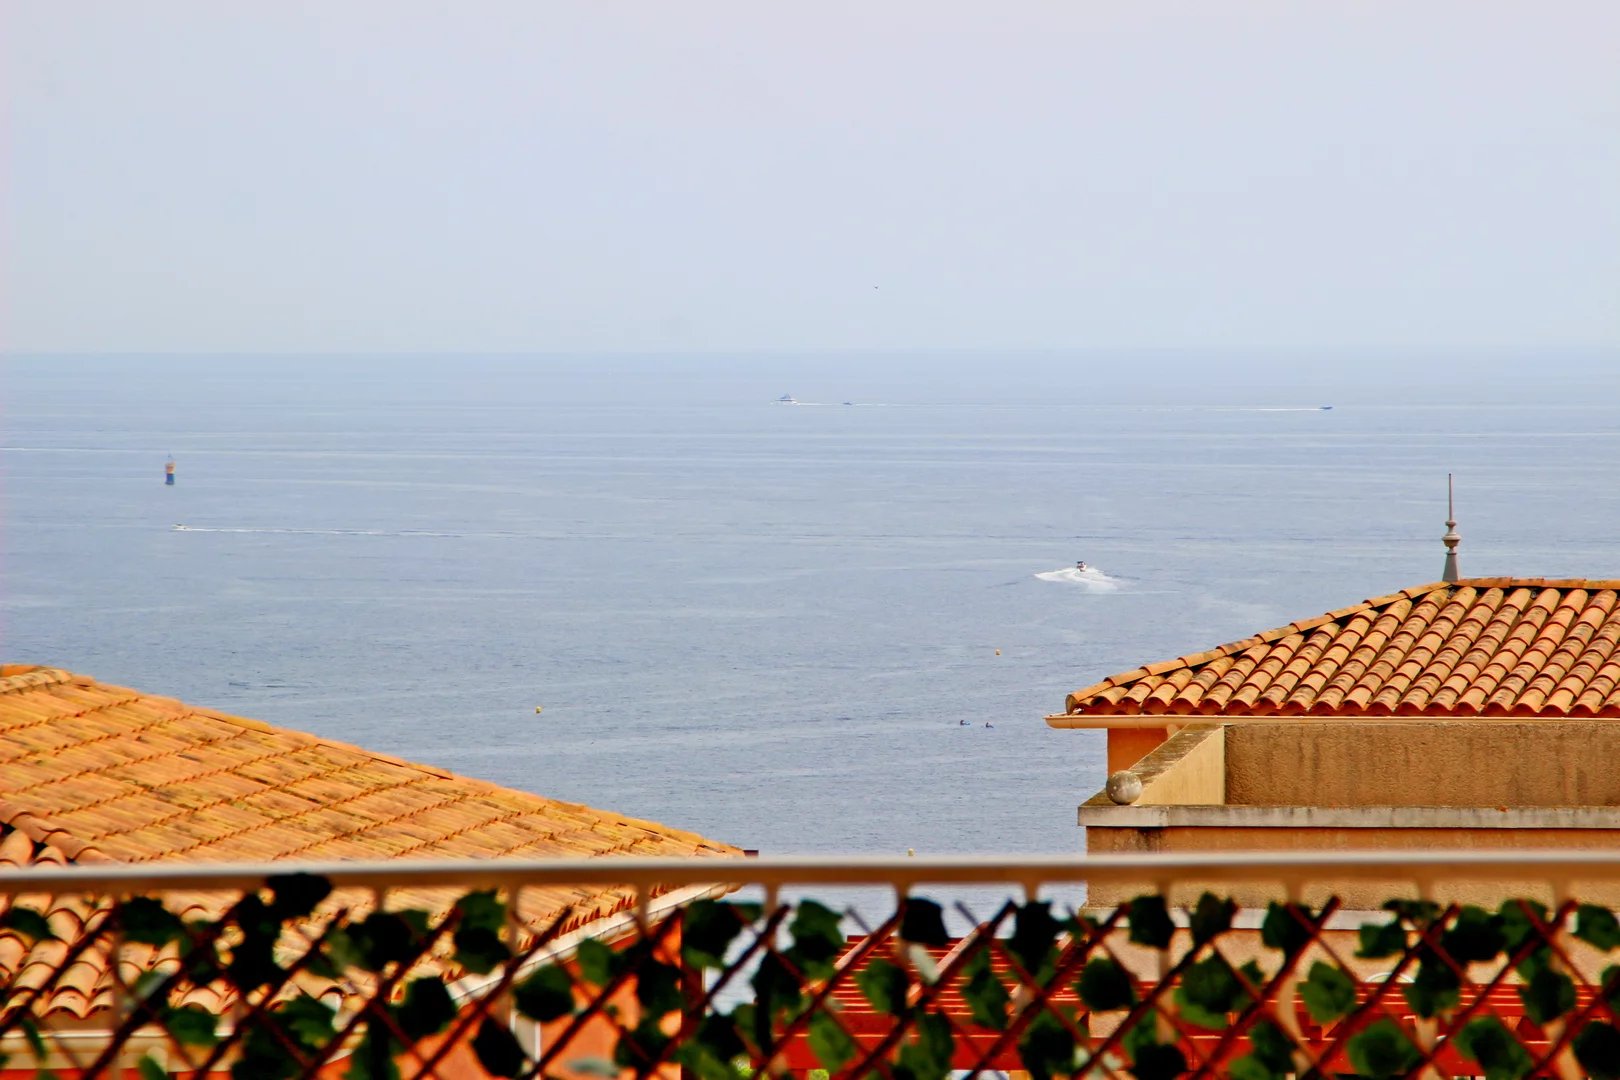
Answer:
xmin=994 ymin=648 xmax=1001 ymax=656
xmin=164 ymin=458 xmax=176 ymax=486
xmin=534 ymin=706 xmax=543 ymax=714
xmin=906 ymin=848 xmax=915 ymax=857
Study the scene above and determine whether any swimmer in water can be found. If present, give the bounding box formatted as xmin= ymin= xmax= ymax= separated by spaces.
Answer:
xmin=1076 ymin=560 xmax=1087 ymax=571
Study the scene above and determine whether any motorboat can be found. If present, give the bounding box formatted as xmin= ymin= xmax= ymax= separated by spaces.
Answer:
xmin=776 ymin=394 xmax=798 ymax=405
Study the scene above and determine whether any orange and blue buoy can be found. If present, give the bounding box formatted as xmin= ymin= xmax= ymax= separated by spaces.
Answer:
xmin=165 ymin=458 xmax=175 ymax=485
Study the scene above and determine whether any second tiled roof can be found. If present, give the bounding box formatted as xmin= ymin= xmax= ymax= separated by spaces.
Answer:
xmin=1064 ymin=579 xmax=1620 ymax=718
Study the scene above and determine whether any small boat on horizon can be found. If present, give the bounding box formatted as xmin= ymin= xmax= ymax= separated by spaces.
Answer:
xmin=776 ymin=394 xmax=798 ymax=405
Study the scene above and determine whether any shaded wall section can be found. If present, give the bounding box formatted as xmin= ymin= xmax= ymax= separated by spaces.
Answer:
xmin=1225 ymin=721 xmax=1620 ymax=807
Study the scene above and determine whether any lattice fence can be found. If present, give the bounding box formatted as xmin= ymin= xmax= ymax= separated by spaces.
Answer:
xmin=5 ymin=872 xmax=1620 ymax=1078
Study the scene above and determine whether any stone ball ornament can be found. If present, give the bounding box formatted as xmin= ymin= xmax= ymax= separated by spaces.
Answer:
xmin=1106 ymin=771 xmax=1143 ymax=805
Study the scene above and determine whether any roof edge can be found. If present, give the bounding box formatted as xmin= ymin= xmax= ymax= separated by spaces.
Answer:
xmin=1061 ymin=579 xmax=1616 ymax=715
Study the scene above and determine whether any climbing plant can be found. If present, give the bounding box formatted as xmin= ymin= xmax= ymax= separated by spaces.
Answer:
xmin=2 ymin=874 xmax=1619 ymax=1078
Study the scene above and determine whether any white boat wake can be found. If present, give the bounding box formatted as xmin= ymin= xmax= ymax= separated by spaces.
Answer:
xmin=1034 ymin=566 xmax=1121 ymax=591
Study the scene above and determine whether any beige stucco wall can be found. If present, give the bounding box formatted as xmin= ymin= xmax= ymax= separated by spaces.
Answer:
xmin=1225 ymin=721 xmax=1620 ymax=807
xmin=1087 ymin=725 xmax=1224 ymax=808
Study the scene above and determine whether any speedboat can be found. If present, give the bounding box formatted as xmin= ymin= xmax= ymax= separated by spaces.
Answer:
xmin=776 ymin=394 xmax=798 ymax=405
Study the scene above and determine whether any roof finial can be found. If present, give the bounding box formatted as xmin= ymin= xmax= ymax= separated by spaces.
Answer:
xmin=1442 ymin=473 xmax=1460 ymax=584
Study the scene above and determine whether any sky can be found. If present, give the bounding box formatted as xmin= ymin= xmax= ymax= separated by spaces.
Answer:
xmin=3 ymin=2 xmax=1617 ymax=355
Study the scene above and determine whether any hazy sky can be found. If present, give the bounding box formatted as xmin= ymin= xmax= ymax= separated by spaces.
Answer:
xmin=4 ymin=2 xmax=1616 ymax=354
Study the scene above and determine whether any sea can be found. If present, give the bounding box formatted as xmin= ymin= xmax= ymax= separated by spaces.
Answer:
xmin=3 ymin=351 xmax=1618 ymax=861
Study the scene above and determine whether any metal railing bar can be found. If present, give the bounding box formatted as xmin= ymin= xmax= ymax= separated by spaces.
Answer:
xmin=13 ymin=850 xmax=1620 ymax=894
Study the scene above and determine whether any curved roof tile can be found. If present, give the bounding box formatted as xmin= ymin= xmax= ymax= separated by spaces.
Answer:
xmin=1 ymin=665 xmax=742 ymax=1022
xmin=1062 ymin=579 xmax=1620 ymax=719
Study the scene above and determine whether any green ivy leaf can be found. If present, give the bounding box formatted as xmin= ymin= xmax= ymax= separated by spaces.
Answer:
xmin=1259 ymin=902 xmax=1313 ymax=958
xmin=396 ymin=977 xmax=457 ymax=1042
xmin=136 ymin=1054 xmax=167 ymax=1080
xmin=279 ymin=995 xmax=338 ymax=1052
xmin=451 ymin=890 xmax=511 ymax=975
xmin=614 ymin=1016 xmax=673 ymax=1071
xmin=694 ymin=1012 xmax=746 ymax=1068
xmin=682 ymin=899 xmax=756 ymax=969
xmin=899 ymin=897 xmax=950 ymax=947
xmin=319 ymin=926 xmax=364 ymax=976
xmin=1238 ymin=959 xmax=1267 ymax=998
xmin=854 ymin=956 xmax=908 ymax=1015
xmin=161 ymin=1003 xmax=220 ymax=1048
xmin=348 ymin=911 xmax=427 ymax=973
xmin=961 ymin=949 xmax=1011 ymax=1030
xmin=340 ymin=1027 xmax=399 ymax=1080
xmin=1176 ymin=955 xmax=1246 ymax=1029
xmin=226 ymin=936 xmax=283 ymax=992
xmin=636 ymin=958 xmax=684 ymax=1018
xmin=1249 ymin=1019 xmax=1297 ymax=1073
xmin=896 ymin=1011 xmax=953 ymax=1080
xmin=1442 ymin=905 xmax=1505 ymax=964
xmin=18 ymin=1018 xmax=47 ymax=1060
xmin=1128 ymin=896 xmax=1175 ymax=951
xmin=1010 ymin=900 xmax=1063 ymax=974
xmin=1519 ymin=966 xmax=1576 ymax=1025
xmin=1401 ymin=957 xmax=1461 ymax=1018
xmin=265 ymin=872 xmax=332 ymax=921
xmin=1383 ymin=899 xmax=1441 ymax=927
xmin=1575 ymin=1020 xmax=1620 ymax=1080
xmin=1356 ymin=919 xmax=1406 ymax=959
xmin=180 ymin=936 xmax=225 ymax=985
xmin=1017 ymin=1010 xmax=1076 ymax=1080
xmin=786 ymin=900 xmax=845 ymax=979
xmin=1498 ymin=898 xmax=1550 ymax=953
xmin=566 ymin=1057 xmax=621 ymax=1078
xmin=1226 ymin=1053 xmax=1279 ymax=1080
xmin=1603 ymin=965 xmax=1620 ymax=1011
xmin=1125 ymin=1022 xmax=1189 ymax=1080
xmin=456 ymin=890 xmax=505 ymax=931
xmin=0 ymin=905 xmax=55 ymax=942
xmin=807 ymin=1010 xmax=857 ymax=1072
xmin=1076 ymin=955 xmax=1136 ymax=1012
xmin=121 ymin=897 xmax=185 ymax=947
xmin=453 ymin=925 xmax=511 ymax=976
xmin=471 ymin=1017 xmax=527 ymax=1078
xmin=750 ymin=951 xmax=803 ymax=1017
xmin=1345 ymin=1017 xmax=1421 ymax=1079
xmin=1188 ymin=893 xmax=1236 ymax=947
xmin=1299 ymin=961 xmax=1356 ymax=1024
xmin=1455 ymin=1016 xmax=1533 ymax=1080
xmin=514 ymin=964 xmax=576 ymax=1023
xmin=576 ymin=937 xmax=622 ymax=987
xmin=1578 ymin=906 xmax=1620 ymax=952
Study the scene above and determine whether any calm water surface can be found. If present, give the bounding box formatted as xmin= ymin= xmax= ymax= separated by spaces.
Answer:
xmin=3 ymin=353 xmax=1617 ymax=856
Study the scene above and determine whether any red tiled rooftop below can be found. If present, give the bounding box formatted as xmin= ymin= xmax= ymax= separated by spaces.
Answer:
xmin=0 ymin=664 xmax=742 ymax=1022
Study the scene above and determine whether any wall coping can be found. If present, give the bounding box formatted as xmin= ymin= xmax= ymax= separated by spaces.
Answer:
xmin=1078 ymin=805 xmax=1620 ymax=829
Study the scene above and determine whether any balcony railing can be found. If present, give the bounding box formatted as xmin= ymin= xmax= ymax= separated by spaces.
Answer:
xmin=7 ymin=851 xmax=1620 ymax=1078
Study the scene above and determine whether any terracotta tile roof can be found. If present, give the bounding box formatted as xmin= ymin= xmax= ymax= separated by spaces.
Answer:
xmin=0 ymin=665 xmax=741 ymax=1021
xmin=1063 ymin=579 xmax=1620 ymax=719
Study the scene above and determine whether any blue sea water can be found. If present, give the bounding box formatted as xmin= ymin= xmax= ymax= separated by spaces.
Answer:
xmin=3 ymin=352 xmax=1618 ymax=858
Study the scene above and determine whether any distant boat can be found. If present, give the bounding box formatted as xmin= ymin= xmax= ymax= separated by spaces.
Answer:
xmin=776 ymin=394 xmax=798 ymax=405
xmin=843 ymin=401 xmax=854 ymax=406
xmin=1321 ymin=405 xmax=1334 ymax=411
